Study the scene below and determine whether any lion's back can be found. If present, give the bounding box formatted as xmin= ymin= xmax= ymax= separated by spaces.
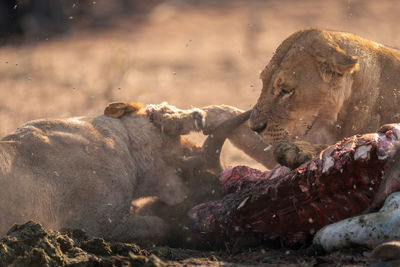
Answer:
xmin=0 ymin=115 xmax=139 ymax=235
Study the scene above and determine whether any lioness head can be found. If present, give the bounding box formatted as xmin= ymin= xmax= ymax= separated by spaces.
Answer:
xmin=250 ymin=29 xmax=359 ymax=144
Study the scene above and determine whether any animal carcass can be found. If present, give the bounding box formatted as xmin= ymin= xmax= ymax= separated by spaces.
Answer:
xmin=188 ymin=124 xmax=400 ymax=247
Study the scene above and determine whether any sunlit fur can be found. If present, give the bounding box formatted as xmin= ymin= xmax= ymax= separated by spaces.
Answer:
xmin=250 ymin=29 xmax=400 ymax=146
xmin=0 ymin=102 xmax=272 ymax=245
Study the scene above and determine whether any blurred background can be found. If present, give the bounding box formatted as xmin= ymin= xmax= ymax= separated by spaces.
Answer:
xmin=1 ymin=0 xmax=400 ymax=168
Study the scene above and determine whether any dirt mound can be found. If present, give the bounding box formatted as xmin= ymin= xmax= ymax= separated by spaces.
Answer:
xmin=0 ymin=221 xmax=165 ymax=267
xmin=0 ymin=221 xmax=382 ymax=266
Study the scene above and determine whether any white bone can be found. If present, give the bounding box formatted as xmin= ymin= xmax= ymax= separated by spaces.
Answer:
xmin=313 ymin=192 xmax=400 ymax=252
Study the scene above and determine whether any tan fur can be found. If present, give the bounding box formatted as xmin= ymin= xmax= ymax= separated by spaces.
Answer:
xmin=0 ymin=102 xmax=272 ymax=245
xmin=104 ymin=102 xmax=143 ymax=118
xmin=251 ymin=29 xmax=400 ymax=147
xmin=147 ymin=102 xmax=276 ymax=168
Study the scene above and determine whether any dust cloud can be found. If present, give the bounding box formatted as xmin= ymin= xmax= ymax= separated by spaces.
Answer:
xmin=1 ymin=0 xmax=400 ymax=168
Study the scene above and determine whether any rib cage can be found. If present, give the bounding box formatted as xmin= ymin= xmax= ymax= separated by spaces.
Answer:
xmin=189 ymin=124 xmax=400 ymax=246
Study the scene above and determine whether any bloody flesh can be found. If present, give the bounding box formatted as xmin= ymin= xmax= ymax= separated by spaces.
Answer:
xmin=189 ymin=125 xmax=400 ymax=246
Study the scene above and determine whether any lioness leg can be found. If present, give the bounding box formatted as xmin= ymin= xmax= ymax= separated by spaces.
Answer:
xmin=145 ymin=102 xmax=206 ymax=135
xmin=146 ymin=103 xmax=276 ymax=169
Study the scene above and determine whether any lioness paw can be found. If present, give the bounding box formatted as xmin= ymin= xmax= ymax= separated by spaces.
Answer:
xmin=273 ymin=141 xmax=315 ymax=169
xmin=145 ymin=102 xmax=206 ymax=135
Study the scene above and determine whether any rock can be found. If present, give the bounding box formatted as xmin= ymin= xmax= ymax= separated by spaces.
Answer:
xmin=371 ymin=241 xmax=400 ymax=261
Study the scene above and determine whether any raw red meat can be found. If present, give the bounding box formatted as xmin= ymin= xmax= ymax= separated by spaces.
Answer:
xmin=189 ymin=124 xmax=400 ymax=246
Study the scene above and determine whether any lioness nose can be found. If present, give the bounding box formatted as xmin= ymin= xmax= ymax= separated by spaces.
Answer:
xmin=251 ymin=122 xmax=267 ymax=133
xmin=250 ymin=110 xmax=267 ymax=133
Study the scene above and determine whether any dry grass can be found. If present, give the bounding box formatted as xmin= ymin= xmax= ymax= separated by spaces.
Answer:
xmin=2 ymin=0 xmax=400 ymax=169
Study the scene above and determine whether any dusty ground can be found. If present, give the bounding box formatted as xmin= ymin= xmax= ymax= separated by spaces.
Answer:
xmin=0 ymin=221 xmax=376 ymax=266
xmin=2 ymin=0 xmax=400 ymax=266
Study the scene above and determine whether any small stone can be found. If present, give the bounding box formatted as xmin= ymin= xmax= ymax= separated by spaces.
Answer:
xmin=371 ymin=241 xmax=400 ymax=261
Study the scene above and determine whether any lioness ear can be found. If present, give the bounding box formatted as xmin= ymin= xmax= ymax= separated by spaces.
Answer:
xmin=104 ymin=102 xmax=142 ymax=118
xmin=311 ymin=42 xmax=358 ymax=81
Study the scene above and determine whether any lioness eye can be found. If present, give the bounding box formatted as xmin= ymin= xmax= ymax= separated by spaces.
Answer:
xmin=278 ymin=88 xmax=294 ymax=97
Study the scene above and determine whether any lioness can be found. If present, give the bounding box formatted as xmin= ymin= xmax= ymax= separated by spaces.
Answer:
xmin=0 ymin=102 xmax=270 ymax=245
xmin=250 ymin=29 xmax=400 ymax=168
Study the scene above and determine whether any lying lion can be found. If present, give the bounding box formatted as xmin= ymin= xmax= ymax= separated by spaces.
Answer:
xmin=250 ymin=28 xmax=400 ymax=168
xmin=0 ymin=102 xmax=271 ymax=245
